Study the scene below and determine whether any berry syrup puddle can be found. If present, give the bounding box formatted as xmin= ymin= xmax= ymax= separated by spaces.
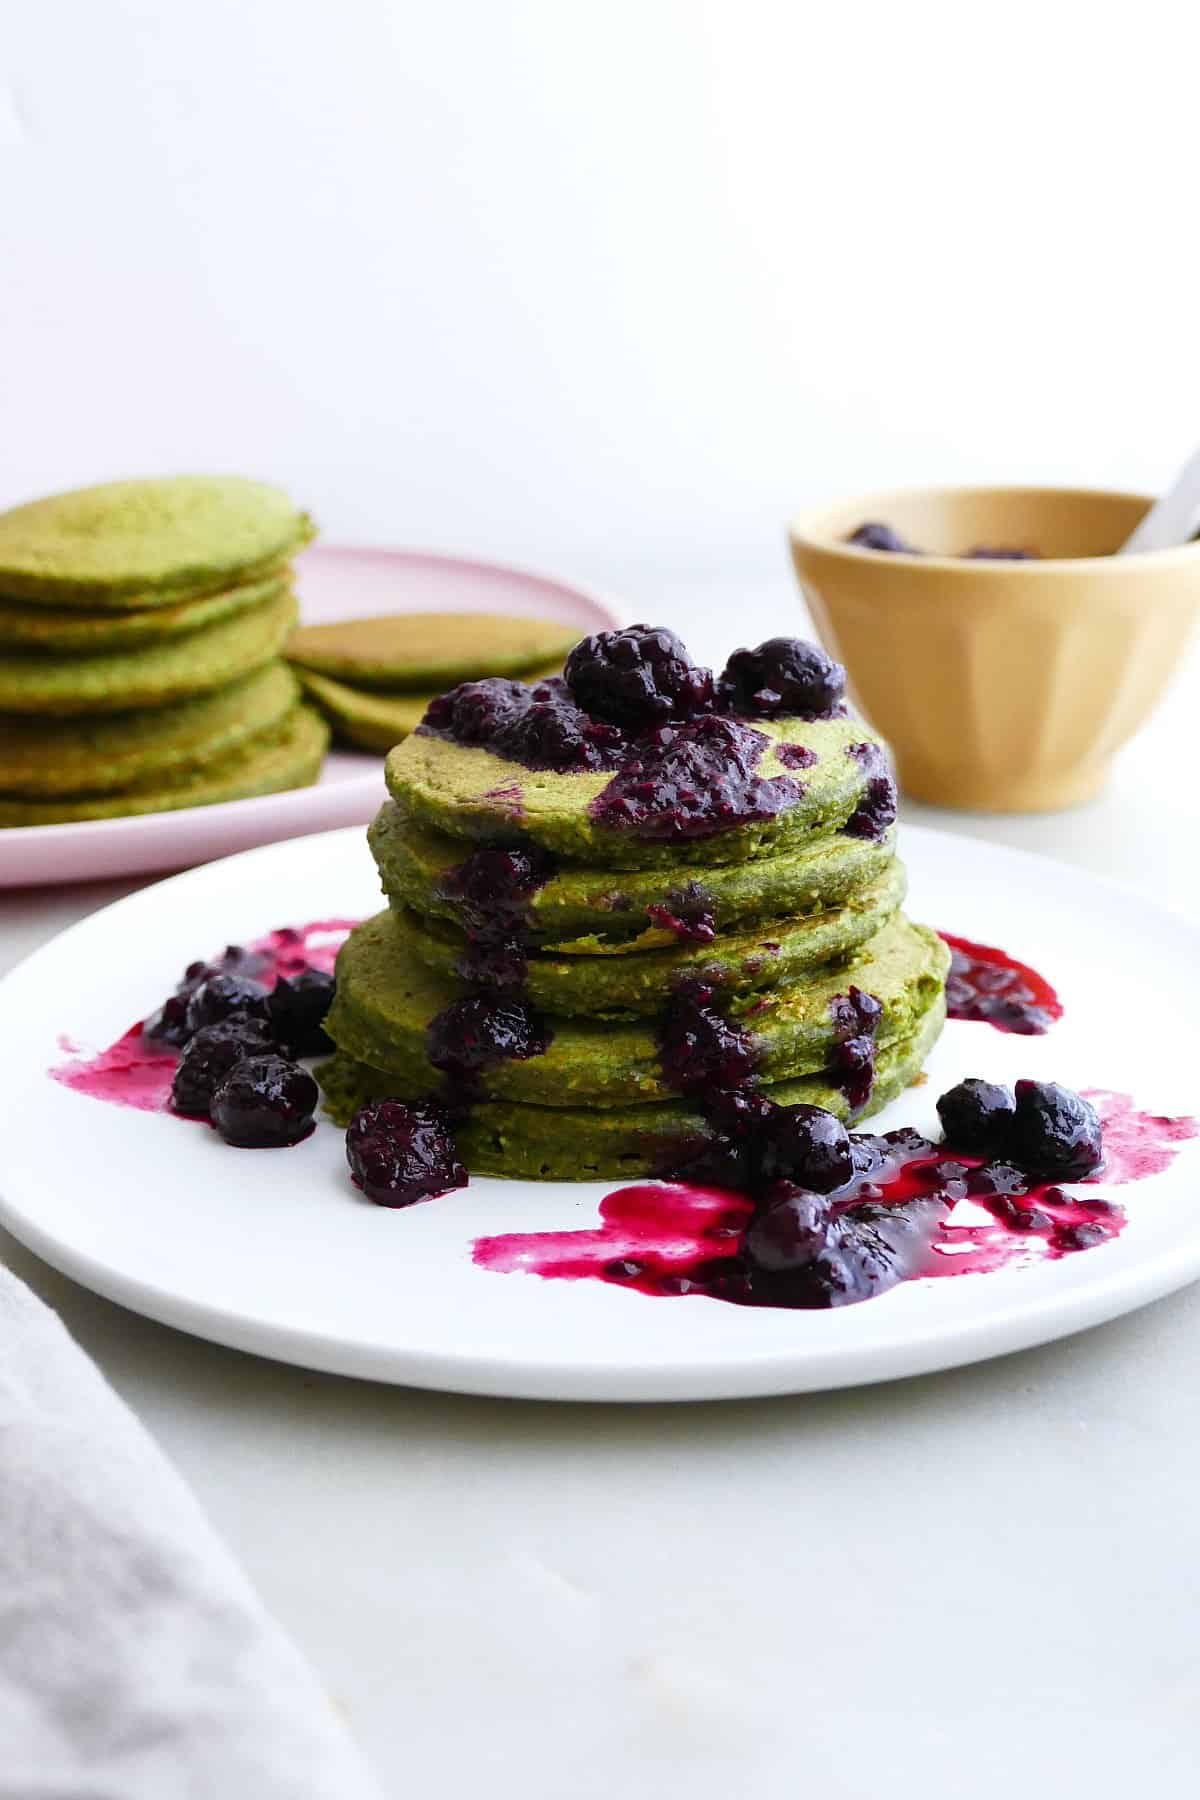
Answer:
xmin=51 ymin=920 xmax=357 ymax=1114
xmin=473 ymin=1097 xmax=1198 ymax=1305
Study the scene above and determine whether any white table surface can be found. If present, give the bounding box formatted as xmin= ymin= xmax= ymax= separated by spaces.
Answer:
xmin=3 ymin=575 xmax=1199 ymax=1798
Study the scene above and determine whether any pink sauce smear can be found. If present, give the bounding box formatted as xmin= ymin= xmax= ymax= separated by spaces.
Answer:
xmin=50 ymin=919 xmax=357 ymax=1114
xmin=473 ymin=1092 xmax=1198 ymax=1306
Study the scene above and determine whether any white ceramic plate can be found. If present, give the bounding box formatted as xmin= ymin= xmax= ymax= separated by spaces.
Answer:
xmin=0 ymin=545 xmax=623 ymax=888
xmin=0 ymin=823 xmax=1196 ymax=1401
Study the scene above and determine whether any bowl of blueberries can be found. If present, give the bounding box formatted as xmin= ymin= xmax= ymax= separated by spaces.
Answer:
xmin=789 ymin=484 xmax=1200 ymax=812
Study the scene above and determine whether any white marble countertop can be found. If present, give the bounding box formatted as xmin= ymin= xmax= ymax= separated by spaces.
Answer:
xmin=3 ymin=575 xmax=1199 ymax=1798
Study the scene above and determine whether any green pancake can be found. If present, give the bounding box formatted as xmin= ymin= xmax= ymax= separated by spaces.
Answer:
xmin=0 ymin=574 xmax=291 ymax=655
xmin=0 ymin=476 xmax=313 ymax=607
xmin=287 ymin=612 xmax=579 ymax=691
xmin=326 ymin=906 xmax=949 ymax=1107
xmin=385 ymin=712 xmax=882 ymax=867
xmin=370 ymin=800 xmax=897 ymax=948
xmin=298 ymin=660 xmax=564 ymax=755
xmin=397 ymin=858 xmax=907 ymax=1016
xmin=0 ymin=589 xmax=298 ymax=715
xmin=0 ymin=664 xmax=301 ymax=797
xmin=317 ymin=994 xmax=947 ymax=1179
xmin=0 ymin=704 xmax=328 ymax=826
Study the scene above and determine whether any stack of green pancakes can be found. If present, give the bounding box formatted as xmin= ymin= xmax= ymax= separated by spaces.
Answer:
xmin=0 ymin=476 xmax=328 ymax=825
xmin=320 ymin=690 xmax=950 ymax=1182
xmin=287 ymin=613 xmax=582 ymax=753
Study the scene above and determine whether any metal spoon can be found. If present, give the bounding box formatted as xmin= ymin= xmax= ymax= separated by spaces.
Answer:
xmin=1118 ymin=446 xmax=1200 ymax=553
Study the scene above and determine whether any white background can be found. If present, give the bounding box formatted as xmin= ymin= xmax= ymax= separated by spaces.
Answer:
xmin=5 ymin=6 xmax=1200 ymax=1797
xmin=5 ymin=0 xmax=1200 ymax=598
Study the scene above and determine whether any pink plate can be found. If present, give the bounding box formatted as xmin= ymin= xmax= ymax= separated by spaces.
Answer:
xmin=0 ymin=545 xmax=625 ymax=889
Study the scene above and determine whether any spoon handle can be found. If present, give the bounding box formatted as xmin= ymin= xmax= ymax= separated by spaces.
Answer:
xmin=1119 ymin=447 xmax=1200 ymax=554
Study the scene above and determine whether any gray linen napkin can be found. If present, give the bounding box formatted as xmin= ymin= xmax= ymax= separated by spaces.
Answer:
xmin=0 ymin=1264 xmax=383 ymax=1799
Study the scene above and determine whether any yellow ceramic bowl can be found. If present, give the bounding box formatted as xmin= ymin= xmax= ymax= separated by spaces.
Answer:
xmin=789 ymin=485 xmax=1200 ymax=812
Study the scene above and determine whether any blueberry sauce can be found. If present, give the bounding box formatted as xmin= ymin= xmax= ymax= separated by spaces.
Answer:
xmin=590 ymin=717 xmax=806 ymax=841
xmin=842 ymin=742 xmax=898 ymax=841
xmin=418 ymin=630 xmax=860 ymax=846
xmin=434 ymin=845 xmax=558 ymax=988
xmin=939 ymin=932 xmax=1062 ymax=1034
xmin=472 ymin=1092 xmax=1198 ymax=1309
xmin=828 ymin=986 xmax=884 ymax=1112
xmin=645 ymin=880 xmax=717 ymax=944
xmin=51 ymin=919 xmax=356 ymax=1116
xmin=421 ymin=676 xmax=624 ymax=772
xmin=657 ymin=979 xmax=762 ymax=1096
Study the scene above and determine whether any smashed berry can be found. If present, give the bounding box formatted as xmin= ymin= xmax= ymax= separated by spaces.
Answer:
xmin=268 ymin=968 xmax=336 ymax=1056
xmin=966 ymin=1161 xmax=1029 ymax=1199
xmin=657 ymin=980 xmax=761 ymax=1096
xmin=420 ymin=677 xmax=530 ymax=746
xmin=743 ymin=1182 xmax=832 ymax=1273
xmin=427 ymin=994 xmax=551 ymax=1078
xmin=591 ymin=716 xmax=804 ymax=841
xmin=936 ymin=1077 xmax=1016 ymax=1155
xmin=847 ymin=521 xmax=919 ymax=554
xmin=666 ymin=1087 xmax=777 ymax=1190
xmin=170 ymin=1013 xmax=276 ymax=1118
xmin=184 ymin=971 xmax=270 ymax=1038
xmin=435 ymin=845 xmax=557 ymax=933
xmin=346 ymin=1098 xmax=467 ymax=1206
xmin=842 ymin=742 xmax=898 ymax=841
xmin=1008 ymin=1080 xmax=1103 ymax=1180
xmin=564 ymin=625 xmax=713 ymax=731
xmin=494 ymin=679 xmax=625 ymax=771
xmin=717 ymin=637 xmax=845 ymax=720
xmin=757 ymin=1104 xmax=852 ymax=1193
xmin=143 ymin=945 xmax=265 ymax=1046
xmin=210 ymin=1054 xmax=318 ymax=1148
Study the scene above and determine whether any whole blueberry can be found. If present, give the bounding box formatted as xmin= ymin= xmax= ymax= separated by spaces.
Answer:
xmin=184 ymin=971 xmax=270 ymax=1038
xmin=846 ymin=521 xmax=919 ymax=554
xmin=427 ymin=994 xmax=551 ymax=1077
xmin=564 ymin=625 xmax=713 ymax=731
xmin=936 ymin=1078 xmax=1016 ymax=1155
xmin=267 ymin=968 xmax=336 ymax=1056
xmin=717 ymin=637 xmax=846 ymax=721
xmin=210 ymin=1054 xmax=318 ymax=1148
xmin=170 ymin=1013 xmax=277 ymax=1117
xmin=757 ymin=1104 xmax=853 ymax=1194
xmin=1008 ymin=1080 xmax=1103 ymax=1180
xmin=346 ymin=1098 xmax=467 ymax=1206
xmin=743 ymin=1182 xmax=832 ymax=1273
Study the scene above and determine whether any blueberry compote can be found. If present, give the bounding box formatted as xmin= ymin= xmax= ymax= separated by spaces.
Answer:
xmin=417 ymin=627 xmax=855 ymax=848
xmin=842 ymin=742 xmax=897 ymax=841
xmin=421 ymin=676 xmax=624 ymax=772
xmin=346 ymin=1098 xmax=467 ymax=1206
xmin=828 ymin=986 xmax=884 ymax=1111
xmin=939 ymin=933 xmax=1062 ymax=1034
xmin=434 ymin=844 xmax=557 ymax=989
xmin=645 ymin=880 xmax=717 ymax=944
xmin=52 ymin=920 xmax=354 ymax=1137
xmin=473 ymin=1087 xmax=1198 ymax=1309
xmin=589 ymin=717 xmax=806 ymax=841
xmin=716 ymin=638 xmax=845 ymax=721
xmin=564 ymin=624 xmax=713 ymax=730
